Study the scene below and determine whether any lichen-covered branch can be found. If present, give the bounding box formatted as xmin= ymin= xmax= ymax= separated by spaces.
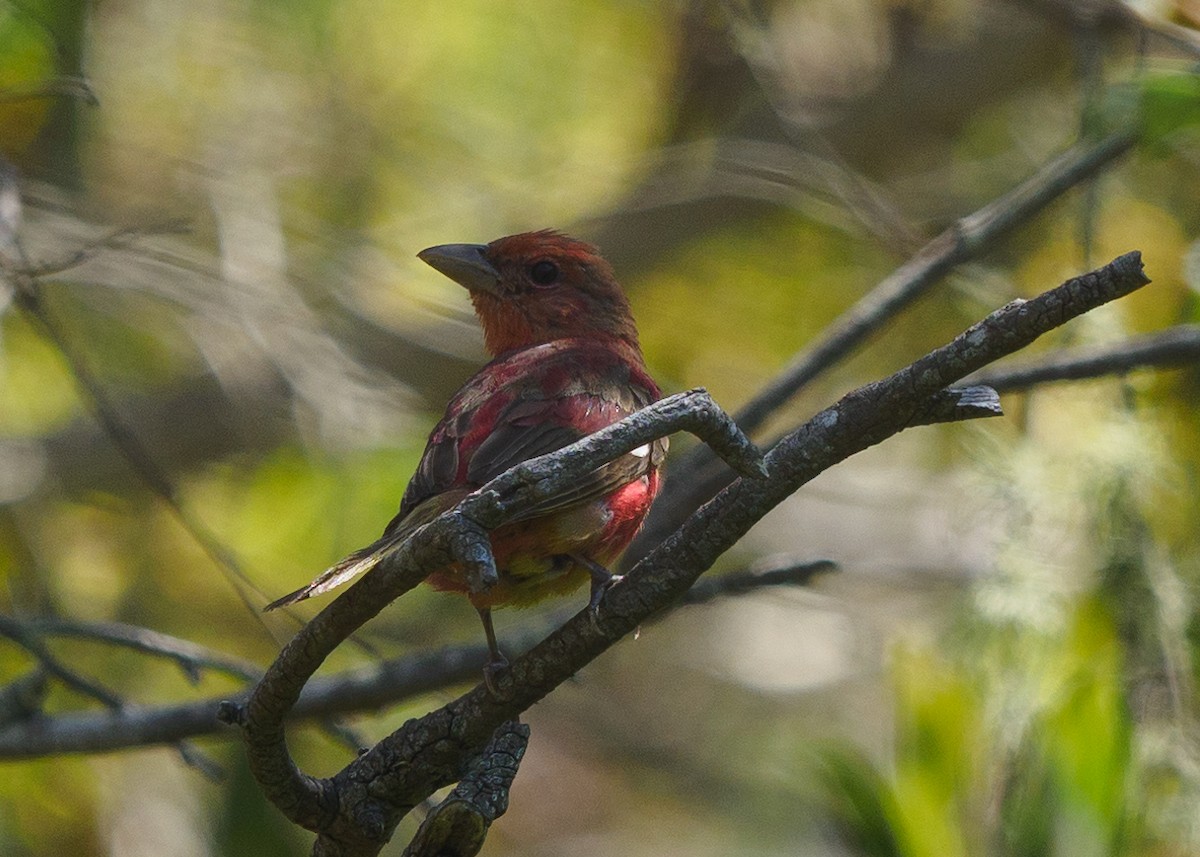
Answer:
xmin=234 ymin=252 xmax=1146 ymax=856
xmin=399 ymin=720 xmax=529 ymax=857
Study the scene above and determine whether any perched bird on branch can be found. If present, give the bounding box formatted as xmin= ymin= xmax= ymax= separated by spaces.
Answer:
xmin=267 ymin=230 xmax=666 ymax=676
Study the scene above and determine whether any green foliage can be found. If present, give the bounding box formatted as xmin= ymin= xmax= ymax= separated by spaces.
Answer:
xmin=1 ymin=1 xmax=1199 ymax=855
xmin=0 ymin=1 xmax=57 ymax=159
xmin=0 ymin=312 xmax=81 ymax=435
xmin=822 ymin=603 xmax=1142 ymax=857
xmin=633 ymin=215 xmax=891 ymax=402
xmin=1136 ymin=70 xmax=1200 ymax=156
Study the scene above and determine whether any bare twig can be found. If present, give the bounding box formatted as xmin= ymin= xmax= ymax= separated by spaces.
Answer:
xmin=968 ymin=324 xmax=1200 ymax=391
xmin=1 ymin=220 xmax=189 ymax=281
xmin=677 ymin=557 xmax=837 ymax=608
xmin=15 ymin=616 xmax=262 ymax=683
xmin=0 ymin=614 xmax=123 ymax=710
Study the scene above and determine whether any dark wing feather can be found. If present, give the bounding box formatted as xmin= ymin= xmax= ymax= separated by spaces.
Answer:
xmin=465 ymin=393 xmax=660 ymax=523
xmin=466 ymin=415 xmax=582 ymax=485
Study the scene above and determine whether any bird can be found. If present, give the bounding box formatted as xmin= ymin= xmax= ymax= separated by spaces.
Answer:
xmin=266 ymin=230 xmax=666 ymax=679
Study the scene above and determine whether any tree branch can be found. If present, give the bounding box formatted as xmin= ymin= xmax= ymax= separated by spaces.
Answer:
xmin=0 ymin=614 xmax=124 ymax=711
xmin=233 ymin=252 xmax=1147 ymax=855
xmin=0 ymin=554 xmax=828 ymax=758
xmin=399 ymin=721 xmax=529 ymax=857
xmin=967 ymin=323 xmax=1200 ymax=391
xmin=677 ymin=557 xmax=837 ymax=607
xmin=12 ymin=616 xmax=261 ymax=683
xmin=626 ymin=128 xmax=1137 ymax=565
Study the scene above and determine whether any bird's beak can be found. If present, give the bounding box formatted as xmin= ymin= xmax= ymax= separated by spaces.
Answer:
xmin=417 ymin=243 xmax=503 ymax=297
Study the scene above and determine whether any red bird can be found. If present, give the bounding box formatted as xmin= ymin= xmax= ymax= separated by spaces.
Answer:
xmin=267 ymin=230 xmax=666 ymax=671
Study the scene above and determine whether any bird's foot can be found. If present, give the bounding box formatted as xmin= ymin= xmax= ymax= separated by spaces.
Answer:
xmin=569 ymin=554 xmax=622 ymax=629
xmin=476 ymin=606 xmax=512 ymax=699
xmin=482 ymin=653 xmax=511 ymax=700
xmin=588 ymin=571 xmax=623 ymax=614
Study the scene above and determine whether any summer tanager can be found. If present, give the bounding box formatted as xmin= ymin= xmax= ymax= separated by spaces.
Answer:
xmin=266 ymin=230 xmax=666 ymax=670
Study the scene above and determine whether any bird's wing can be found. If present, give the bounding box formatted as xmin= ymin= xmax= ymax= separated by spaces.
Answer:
xmin=395 ymin=341 xmax=662 ymax=522
xmin=265 ymin=342 xmax=665 ymax=610
xmin=463 ymin=391 xmax=666 ymax=523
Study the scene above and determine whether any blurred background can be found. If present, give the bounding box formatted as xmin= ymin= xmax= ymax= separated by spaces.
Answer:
xmin=1 ymin=0 xmax=1200 ymax=854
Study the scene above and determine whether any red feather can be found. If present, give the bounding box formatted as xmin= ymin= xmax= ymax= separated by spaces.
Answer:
xmin=267 ymin=231 xmax=665 ymax=645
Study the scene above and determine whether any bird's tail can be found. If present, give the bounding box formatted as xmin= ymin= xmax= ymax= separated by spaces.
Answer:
xmin=263 ymin=491 xmax=467 ymax=613
xmin=263 ymin=534 xmax=397 ymax=612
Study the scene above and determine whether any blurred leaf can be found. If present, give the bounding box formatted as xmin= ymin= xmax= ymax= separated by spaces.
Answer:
xmin=0 ymin=2 xmax=57 ymax=161
xmin=1041 ymin=602 xmax=1135 ymax=854
xmin=1136 ymin=70 xmax=1200 ymax=156
xmin=0 ymin=312 xmax=81 ymax=435
xmin=816 ymin=746 xmax=903 ymax=857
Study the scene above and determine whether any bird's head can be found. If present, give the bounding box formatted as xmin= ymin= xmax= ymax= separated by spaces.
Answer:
xmin=418 ymin=230 xmax=639 ymax=356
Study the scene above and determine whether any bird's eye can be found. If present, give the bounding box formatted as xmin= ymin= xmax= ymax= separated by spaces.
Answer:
xmin=529 ymin=260 xmax=559 ymax=286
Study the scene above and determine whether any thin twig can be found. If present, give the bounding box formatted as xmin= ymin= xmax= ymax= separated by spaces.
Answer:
xmin=17 ymin=616 xmax=262 ymax=683
xmin=968 ymin=324 xmax=1200 ymax=391
xmin=677 ymin=558 xmax=837 ymax=607
xmin=1 ymin=220 xmax=189 ymax=280
xmin=0 ymin=614 xmax=124 ymax=710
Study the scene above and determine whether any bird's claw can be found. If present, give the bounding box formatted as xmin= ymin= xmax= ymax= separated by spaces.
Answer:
xmin=482 ymin=654 xmax=511 ymax=700
xmin=588 ymin=572 xmax=623 ymax=615
xmin=577 ymin=551 xmax=624 ymax=633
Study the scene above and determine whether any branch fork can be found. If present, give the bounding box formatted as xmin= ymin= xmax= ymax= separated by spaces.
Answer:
xmin=229 ymin=252 xmax=1149 ymax=856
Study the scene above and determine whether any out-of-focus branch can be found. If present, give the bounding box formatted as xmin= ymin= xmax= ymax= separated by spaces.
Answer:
xmin=1 ymin=234 xmax=386 ymax=658
xmin=0 ymin=643 xmax=490 ymax=758
xmin=625 ymin=129 xmax=1137 ymax=566
xmin=0 ymin=552 xmax=833 ymax=758
xmin=14 ymin=616 xmax=262 ymax=683
xmin=968 ymin=324 xmax=1200 ymax=391
xmin=231 ymin=253 xmax=1145 ymax=856
xmin=677 ymin=557 xmax=837 ymax=608
xmin=0 ymin=613 xmax=123 ymax=710
xmin=0 ymin=76 xmax=97 ymax=105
